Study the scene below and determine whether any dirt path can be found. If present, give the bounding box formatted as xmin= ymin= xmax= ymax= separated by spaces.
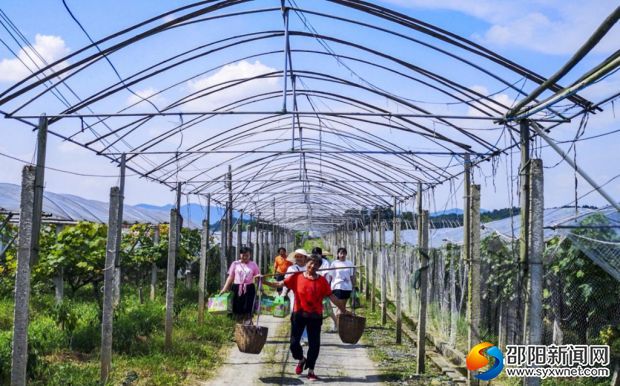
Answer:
xmin=200 ymin=315 xmax=383 ymax=385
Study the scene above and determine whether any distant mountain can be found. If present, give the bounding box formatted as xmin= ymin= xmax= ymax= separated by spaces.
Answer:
xmin=430 ymin=208 xmax=489 ymax=217
xmin=135 ymin=203 xmax=173 ymax=211
xmin=135 ymin=203 xmax=247 ymax=228
xmin=431 ymin=208 xmax=463 ymax=217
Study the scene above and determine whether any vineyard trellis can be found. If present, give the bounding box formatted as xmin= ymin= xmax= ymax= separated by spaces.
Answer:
xmin=0 ymin=1 xmax=618 ymax=385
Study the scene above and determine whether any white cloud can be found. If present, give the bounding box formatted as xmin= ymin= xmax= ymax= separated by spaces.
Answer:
xmin=56 ymin=140 xmax=89 ymax=155
xmin=466 ymin=85 xmax=512 ymax=118
xmin=183 ymin=60 xmax=279 ymax=111
xmin=0 ymin=34 xmax=70 ymax=82
xmin=380 ymin=0 xmax=620 ymax=55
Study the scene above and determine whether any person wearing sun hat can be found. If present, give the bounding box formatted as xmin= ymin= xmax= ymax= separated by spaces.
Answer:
xmin=283 ymin=249 xmax=310 ymax=344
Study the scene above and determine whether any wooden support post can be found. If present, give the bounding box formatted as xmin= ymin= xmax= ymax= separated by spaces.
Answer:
xmin=12 ymin=120 xmax=46 ymax=385
xmin=380 ymin=220 xmax=387 ymax=325
xmin=526 ymin=160 xmax=544 ymax=386
xmin=54 ymin=224 xmax=65 ymax=304
xmin=236 ymin=210 xmax=243 ymax=253
xmin=272 ymin=200 xmax=276 ymax=259
xmin=165 ymin=208 xmax=179 ymax=350
xmin=259 ymin=225 xmax=265 ymax=273
xmin=370 ymin=219 xmax=376 ymax=312
xmin=416 ymin=210 xmax=429 ymax=374
xmin=198 ymin=218 xmax=209 ymax=324
xmin=247 ymin=214 xmax=253 ymax=248
xmin=30 ymin=116 xmax=47 ymax=266
xmin=227 ymin=166 xmax=233 ymax=264
xmin=449 ymin=244 xmax=458 ymax=347
xmin=113 ymin=153 xmax=126 ymax=307
xmin=394 ymin=198 xmax=402 ymax=344
xmin=100 ymin=186 xmax=121 ymax=383
xmin=255 ymin=216 xmax=260 ymax=272
xmin=10 ymin=166 xmax=36 ymax=386
xmin=220 ymin=217 xmax=227 ymax=285
xmin=519 ymin=121 xmax=531 ymax=345
xmin=416 ymin=182 xmax=424 ymax=319
xmin=362 ymin=220 xmax=367 ymax=294
xmin=468 ymin=185 xmax=482 ymax=385
xmin=150 ymin=225 xmax=159 ymax=301
xmin=357 ymin=225 xmax=362 ymax=290
xmin=462 ymin=156 xmax=471 ymax=334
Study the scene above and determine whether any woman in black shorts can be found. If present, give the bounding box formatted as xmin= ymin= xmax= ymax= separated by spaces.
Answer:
xmin=328 ymin=247 xmax=356 ymax=331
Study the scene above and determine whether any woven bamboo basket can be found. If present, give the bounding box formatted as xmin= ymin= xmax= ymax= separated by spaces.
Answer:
xmin=234 ymin=324 xmax=268 ymax=354
xmin=337 ymin=314 xmax=366 ymax=344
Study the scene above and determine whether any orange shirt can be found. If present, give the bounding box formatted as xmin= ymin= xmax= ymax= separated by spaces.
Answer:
xmin=274 ymin=255 xmax=293 ymax=274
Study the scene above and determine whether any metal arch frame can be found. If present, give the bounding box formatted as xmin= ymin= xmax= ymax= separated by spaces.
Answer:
xmin=195 ymin=153 xmax=419 ymax=201
xmin=145 ymin=116 xmax=462 ymax=183
xmin=0 ymin=2 xmax=591 ymax=115
xmin=0 ymin=0 xmax=608 ymax=231
xmin=207 ymin=164 xmax=418 ymax=200
xmin=177 ymin=138 xmax=444 ymax=192
xmin=124 ymin=86 xmax=478 ymax=159
xmin=65 ymin=60 xmax=501 ymax=156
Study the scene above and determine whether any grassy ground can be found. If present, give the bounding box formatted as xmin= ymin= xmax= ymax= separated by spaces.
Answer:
xmin=361 ymin=302 xmax=450 ymax=385
xmin=260 ymin=315 xmax=292 ymax=381
xmin=0 ymin=289 xmax=234 ymax=385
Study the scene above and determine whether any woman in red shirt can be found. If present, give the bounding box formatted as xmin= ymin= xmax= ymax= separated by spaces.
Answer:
xmin=265 ymin=254 xmax=348 ymax=381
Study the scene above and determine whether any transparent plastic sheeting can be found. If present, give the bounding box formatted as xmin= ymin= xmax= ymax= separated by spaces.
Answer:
xmin=555 ymin=207 xmax=620 ymax=281
xmin=0 ymin=182 xmax=169 ymax=225
xmin=383 ymin=207 xmax=598 ymax=247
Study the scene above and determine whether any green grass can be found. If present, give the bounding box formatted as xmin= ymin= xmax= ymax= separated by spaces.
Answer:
xmin=302 ymin=238 xmax=324 ymax=253
xmin=1 ymin=288 xmax=235 ymax=385
xmin=361 ymin=298 xmax=448 ymax=385
xmin=0 ymin=297 xmax=13 ymax=331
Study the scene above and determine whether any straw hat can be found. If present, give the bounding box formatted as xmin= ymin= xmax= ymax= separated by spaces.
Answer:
xmin=287 ymin=248 xmax=309 ymax=262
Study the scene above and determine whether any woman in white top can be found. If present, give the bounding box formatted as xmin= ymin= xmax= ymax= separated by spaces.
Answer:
xmin=328 ymin=247 xmax=355 ymax=331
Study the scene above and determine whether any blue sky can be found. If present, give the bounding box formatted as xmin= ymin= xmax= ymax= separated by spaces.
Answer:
xmin=0 ymin=0 xmax=618 ymax=217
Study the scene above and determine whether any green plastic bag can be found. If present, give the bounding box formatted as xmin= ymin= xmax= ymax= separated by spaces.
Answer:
xmin=322 ymin=297 xmax=332 ymax=319
xmin=351 ymin=291 xmax=361 ymax=309
xmin=207 ymin=292 xmax=233 ymax=314
xmin=272 ymin=295 xmax=291 ymax=318
xmin=260 ymin=295 xmax=275 ymax=314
